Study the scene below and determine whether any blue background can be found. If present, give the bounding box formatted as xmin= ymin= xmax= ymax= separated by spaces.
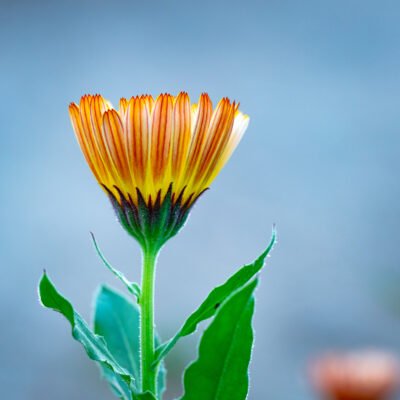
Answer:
xmin=1 ymin=1 xmax=400 ymax=399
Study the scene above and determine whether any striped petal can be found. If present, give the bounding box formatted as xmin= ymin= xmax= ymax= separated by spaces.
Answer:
xmin=150 ymin=94 xmax=174 ymax=196
xmin=125 ymin=96 xmax=151 ymax=194
xmin=171 ymin=92 xmax=191 ymax=188
xmin=69 ymin=92 xmax=249 ymax=209
xmin=101 ymin=109 xmax=131 ymax=197
xmin=184 ymin=93 xmax=213 ymax=188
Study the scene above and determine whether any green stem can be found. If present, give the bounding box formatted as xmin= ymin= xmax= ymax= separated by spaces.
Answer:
xmin=140 ymin=247 xmax=158 ymax=394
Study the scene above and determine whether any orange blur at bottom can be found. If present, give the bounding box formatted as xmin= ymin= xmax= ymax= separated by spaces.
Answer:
xmin=309 ymin=350 xmax=400 ymax=400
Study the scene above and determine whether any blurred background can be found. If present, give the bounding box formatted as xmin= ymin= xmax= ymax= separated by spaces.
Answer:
xmin=1 ymin=0 xmax=400 ymax=399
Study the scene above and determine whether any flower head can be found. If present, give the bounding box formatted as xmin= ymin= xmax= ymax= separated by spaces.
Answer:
xmin=309 ymin=350 xmax=400 ymax=400
xmin=69 ymin=92 xmax=248 ymax=251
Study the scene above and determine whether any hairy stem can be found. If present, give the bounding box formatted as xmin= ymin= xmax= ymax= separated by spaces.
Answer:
xmin=140 ymin=248 xmax=158 ymax=394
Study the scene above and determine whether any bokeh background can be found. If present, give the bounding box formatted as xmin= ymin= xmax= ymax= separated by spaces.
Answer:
xmin=2 ymin=0 xmax=400 ymax=399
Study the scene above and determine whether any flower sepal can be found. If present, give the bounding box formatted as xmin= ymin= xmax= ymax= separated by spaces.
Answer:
xmin=105 ymin=184 xmax=203 ymax=253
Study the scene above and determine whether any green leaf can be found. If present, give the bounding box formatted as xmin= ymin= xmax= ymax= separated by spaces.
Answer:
xmin=91 ymin=232 xmax=141 ymax=302
xmin=94 ymin=285 xmax=166 ymax=398
xmin=181 ymin=279 xmax=257 ymax=400
xmin=154 ymin=228 xmax=275 ymax=365
xmin=132 ymin=392 xmax=157 ymax=400
xmin=156 ymin=361 xmax=167 ymax=399
xmin=100 ymin=365 xmax=133 ymax=400
xmin=94 ymin=286 xmax=141 ymax=387
xmin=38 ymin=273 xmax=134 ymax=392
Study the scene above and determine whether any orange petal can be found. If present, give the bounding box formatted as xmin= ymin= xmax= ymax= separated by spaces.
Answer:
xmin=171 ymin=92 xmax=191 ymax=185
xmin=101 ymin=109 xmax=131 ymax=192
xmin=69 ymin=102 xmax=102 ymax=182
xmin=150 ymin=94 xmax=174 ymax=189
xmin=119 ymin=97 xmax=128 ymax=119
xmin=89 ymin=95 xmax=116 ymax=185
xmin=125 ymin=96 xmax=151 ymax=190
xmin=193 ymin=99 xmax=237 ymax=188
xmin=184 ymin=93 xmax=213 ymax=184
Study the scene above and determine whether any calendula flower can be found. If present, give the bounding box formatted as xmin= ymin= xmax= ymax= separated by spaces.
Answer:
xmin=309 ymin=350 xmax=400 ymax=400
xmin=69 ymin=92 xmax=248 ymax=251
